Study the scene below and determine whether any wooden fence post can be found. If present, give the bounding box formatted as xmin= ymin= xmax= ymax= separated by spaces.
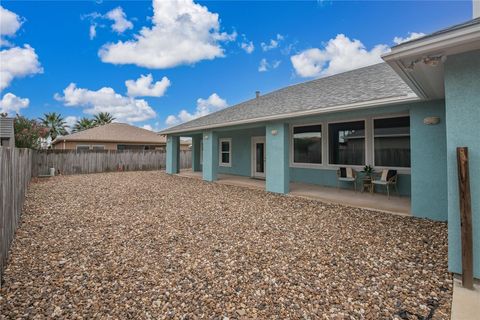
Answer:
xmin=456 ymin=147 xmax=473 ymax=289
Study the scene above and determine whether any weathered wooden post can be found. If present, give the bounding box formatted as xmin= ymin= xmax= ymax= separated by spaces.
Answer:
xmin=456 ymin=147 xmax=473 ymax=289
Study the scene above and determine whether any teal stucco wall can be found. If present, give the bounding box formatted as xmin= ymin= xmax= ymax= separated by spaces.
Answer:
xmin=202 ymin=131 xmax=219 ymax=182
xmin=445 ymin=50 xmax=480 ymax=278
xmin=410 ymin=101 xmax=447 ymax=221
xmin=166 ymin=135 xmax=180 ymax=174
xmin=216 ymin=127 xmax=265 ymax=176
xmin=266 ymin=122 xmax=289 ymax=193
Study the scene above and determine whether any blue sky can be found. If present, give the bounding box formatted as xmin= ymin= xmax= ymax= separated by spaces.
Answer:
xmin=0 ymin=0 xmax=472 ymax=131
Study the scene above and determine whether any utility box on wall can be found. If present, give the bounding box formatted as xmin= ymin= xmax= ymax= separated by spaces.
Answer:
xmin=0 ymin=117 xmax=15 ymax=147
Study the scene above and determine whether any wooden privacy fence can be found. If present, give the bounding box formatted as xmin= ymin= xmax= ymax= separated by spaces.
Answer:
xmin=0 ymin=147 xmax=33 ymax=285
xmin=31 ymin=150 xmax=192 ymax=177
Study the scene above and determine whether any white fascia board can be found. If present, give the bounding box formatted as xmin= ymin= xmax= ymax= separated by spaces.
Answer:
xmin=383 ymin=24 xmax=480 ymax=61
xmin=161 ymin=95 xmax=420 ymax=135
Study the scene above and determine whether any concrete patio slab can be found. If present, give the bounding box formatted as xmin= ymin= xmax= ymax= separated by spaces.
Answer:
xmin=178 ymin=170 xmax=411 ymax=215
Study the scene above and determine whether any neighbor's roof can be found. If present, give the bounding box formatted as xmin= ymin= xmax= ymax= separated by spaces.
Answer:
xmin=392 ymin=17 xmax=480 ymax=49
xmin=52 ymin=123 xmax=172 ymax=145
xmin=160 ymin=63 xmax=417 ymax=134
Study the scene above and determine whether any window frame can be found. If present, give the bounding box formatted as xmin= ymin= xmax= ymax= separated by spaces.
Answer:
xmin=371 ymin=114 xmax=411 ymax=171
xmin=91 ymin=145 xmax=105 ymax=151
xmin=76 ymin=145 xmax=91 ymax=152
xmin=290 ymin=122 xmax=324 ymax=168
xmin=218 ymin=138 xmax=232 ymax=167
xmin=326 ymin=118 xmax=367 ymax=168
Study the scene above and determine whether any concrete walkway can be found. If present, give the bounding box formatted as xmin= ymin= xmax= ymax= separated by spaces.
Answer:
xmin=177 ymin=170 xmax=411 ymax=215
xmin=451 ymin=278 xmax=480 ymax=320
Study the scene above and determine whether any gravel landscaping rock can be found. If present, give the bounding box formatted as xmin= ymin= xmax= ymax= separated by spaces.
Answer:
xmin=0 ymin=171 xmax=452 ymax=319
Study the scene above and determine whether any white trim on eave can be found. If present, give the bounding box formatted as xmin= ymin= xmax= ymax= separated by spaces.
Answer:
xmin=382 ymin=23 xmax=480 ymax=61
xmin=161 ymin=95 xmax=420 ymax=135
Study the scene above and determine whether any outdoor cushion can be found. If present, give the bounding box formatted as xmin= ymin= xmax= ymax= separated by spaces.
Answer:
xmin=387 ymin=170 xmax=397 ymax=180
xmin=339 ymin=167 xmax=353 ymax=178
xmin=339 ymin=177 xmax=355 ymax=182
xmin=380 ymin=169 xmax=389 ymax=181
xmin=372 ymin=180 xmax=388 ymax=185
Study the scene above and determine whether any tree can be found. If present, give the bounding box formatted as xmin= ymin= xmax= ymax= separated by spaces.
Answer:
xmin=14 ymin=115 xmax=48 ymax=149
xmin=39 ymin=112 xmax=68 ymax=141
xmin=93 ymin=112 xmax=115 ymax=126
xmin=72 ymin=117 xmax=95 ymax=132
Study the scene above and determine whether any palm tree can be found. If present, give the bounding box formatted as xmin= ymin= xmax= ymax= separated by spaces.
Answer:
xmin=38 ymin=112 xmax=68 ymax=141
xmin=93 ymin=112 xmax=115 ymax=126
xmin=73 ymin=117 xmax=95 ymax=132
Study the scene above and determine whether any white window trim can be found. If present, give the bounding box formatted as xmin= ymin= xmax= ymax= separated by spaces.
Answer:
xmin=290 ymin=122 xmax=324 ymax=168
xmin=219 ymin=138 xmax=232 ymax=167
xmin=372 ymin=113 xmax=411 ymax=174
xmin=326 ymin=118 xmax=368 ymax=168
xmin=287 ymin=113 xmax=412 ymax=175
xmin=76 ymin=144 xmax=91 ymax=151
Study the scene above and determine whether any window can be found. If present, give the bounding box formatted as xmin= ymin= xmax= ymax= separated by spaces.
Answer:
xmin=117 ymin=144 xmax=145 ymax=151
xmin=293 ymin=124 xmax=322 ymax=164
xmin=374 ymin=116 xmax=410 ymax=168
xmin=92 ymin=145 xmax=105 ymax=151
xmin=219 ymin=138 xmax=231 ymax=167
xmin=328 ymin=120 xmax=365 ymax=165
xmin=76 ymin=145 xmax=90 ymax=152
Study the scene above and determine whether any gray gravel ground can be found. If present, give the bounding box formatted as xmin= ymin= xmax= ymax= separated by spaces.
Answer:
xmin=0 ymin=171 xmax=452 ymax=319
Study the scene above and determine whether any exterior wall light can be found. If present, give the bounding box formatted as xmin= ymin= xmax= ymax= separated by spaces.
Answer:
xmin=204 ymin=135 xmax=209 ymax=140
xmin=424 ymin=116 xmax=441 ymax=125
xmin=271 ymin=129 xmax=278 ymax=136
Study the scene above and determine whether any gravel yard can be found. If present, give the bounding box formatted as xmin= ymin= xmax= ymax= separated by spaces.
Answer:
xmin=1 ymin=171 xmax=452 ymax=319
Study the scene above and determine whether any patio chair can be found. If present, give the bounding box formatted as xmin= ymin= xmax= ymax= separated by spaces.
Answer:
xmin=336 ymin=167 xmax=357 ymax=191
xmin=371 ymin=169 xmax=398 ymax=198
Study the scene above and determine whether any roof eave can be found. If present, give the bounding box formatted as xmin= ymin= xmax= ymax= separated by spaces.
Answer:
xmin=52 ymin=139 xmax=168 ymax=145
xmin=383 ymin=22 xmax=480 ymax=61
xmin=160 ymin=94 xmax=420 ymax=135
xmin=382 ymin=21 xmax=480 ymax=100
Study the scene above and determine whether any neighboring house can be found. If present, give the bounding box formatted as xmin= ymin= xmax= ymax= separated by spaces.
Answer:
xmin=0 ymin=117 xmax=15 ymax=147
xmin=161 ymin=16 xmax=480 ymax=279
xmin=52 ymin=123 xmax=190 ymax=151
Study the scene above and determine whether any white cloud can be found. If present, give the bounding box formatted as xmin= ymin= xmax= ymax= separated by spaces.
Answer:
xmin=64 ymin=116 xmax=78 ymax=131
xmin=0 ymin=44 xmax=43 ymax=90
xmin=55 ymin=83 xmax=156 ymax=123
xmin=142 ymin=124 xmax=154 ymax=131
xmin=0 ymin=92 xmax=29 ymax=115
xmin=240 ymin=40 xmax=254 ymax=54
xmin=105 ymin=7 xmax=133 ymax=33
xmin=258 ymin=58 xmax=281 ymax=72
xmin=98 ymin=0 xmax=236 ymax=69
xmin=0 ymin=6 xmax=22 ymax=38
xmin=125 ymin=74 xmax=170 ymax=97
xmin=258 ymin=58 xmax=268 ymax=72
xmin=261 ymin=34 xmax=284 ymax=51
xmin=290 ymin=34 xmax=389 ymax=78
xmin=393 ymin=32 xmax=426 ymax=45
xmin=89 ymin=24 xmax=97 ymax=40
xmin=165 ymin=93 xmax=227 ymax=126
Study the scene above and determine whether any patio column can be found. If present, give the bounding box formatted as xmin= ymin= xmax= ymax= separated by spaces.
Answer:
xmin=192 ymin=135 xmax=202 ymax=172
xmin=166 ymin=135 xmax=180 ymax=174
xmin=266 ymin=122 xmax=289 ymax=194
xmin=202 ymin=130 xmax=218 ymax=182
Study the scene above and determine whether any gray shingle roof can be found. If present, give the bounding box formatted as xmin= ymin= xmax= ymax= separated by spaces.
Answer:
xmin=160 ymin=63 xmax=416 ymax=134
